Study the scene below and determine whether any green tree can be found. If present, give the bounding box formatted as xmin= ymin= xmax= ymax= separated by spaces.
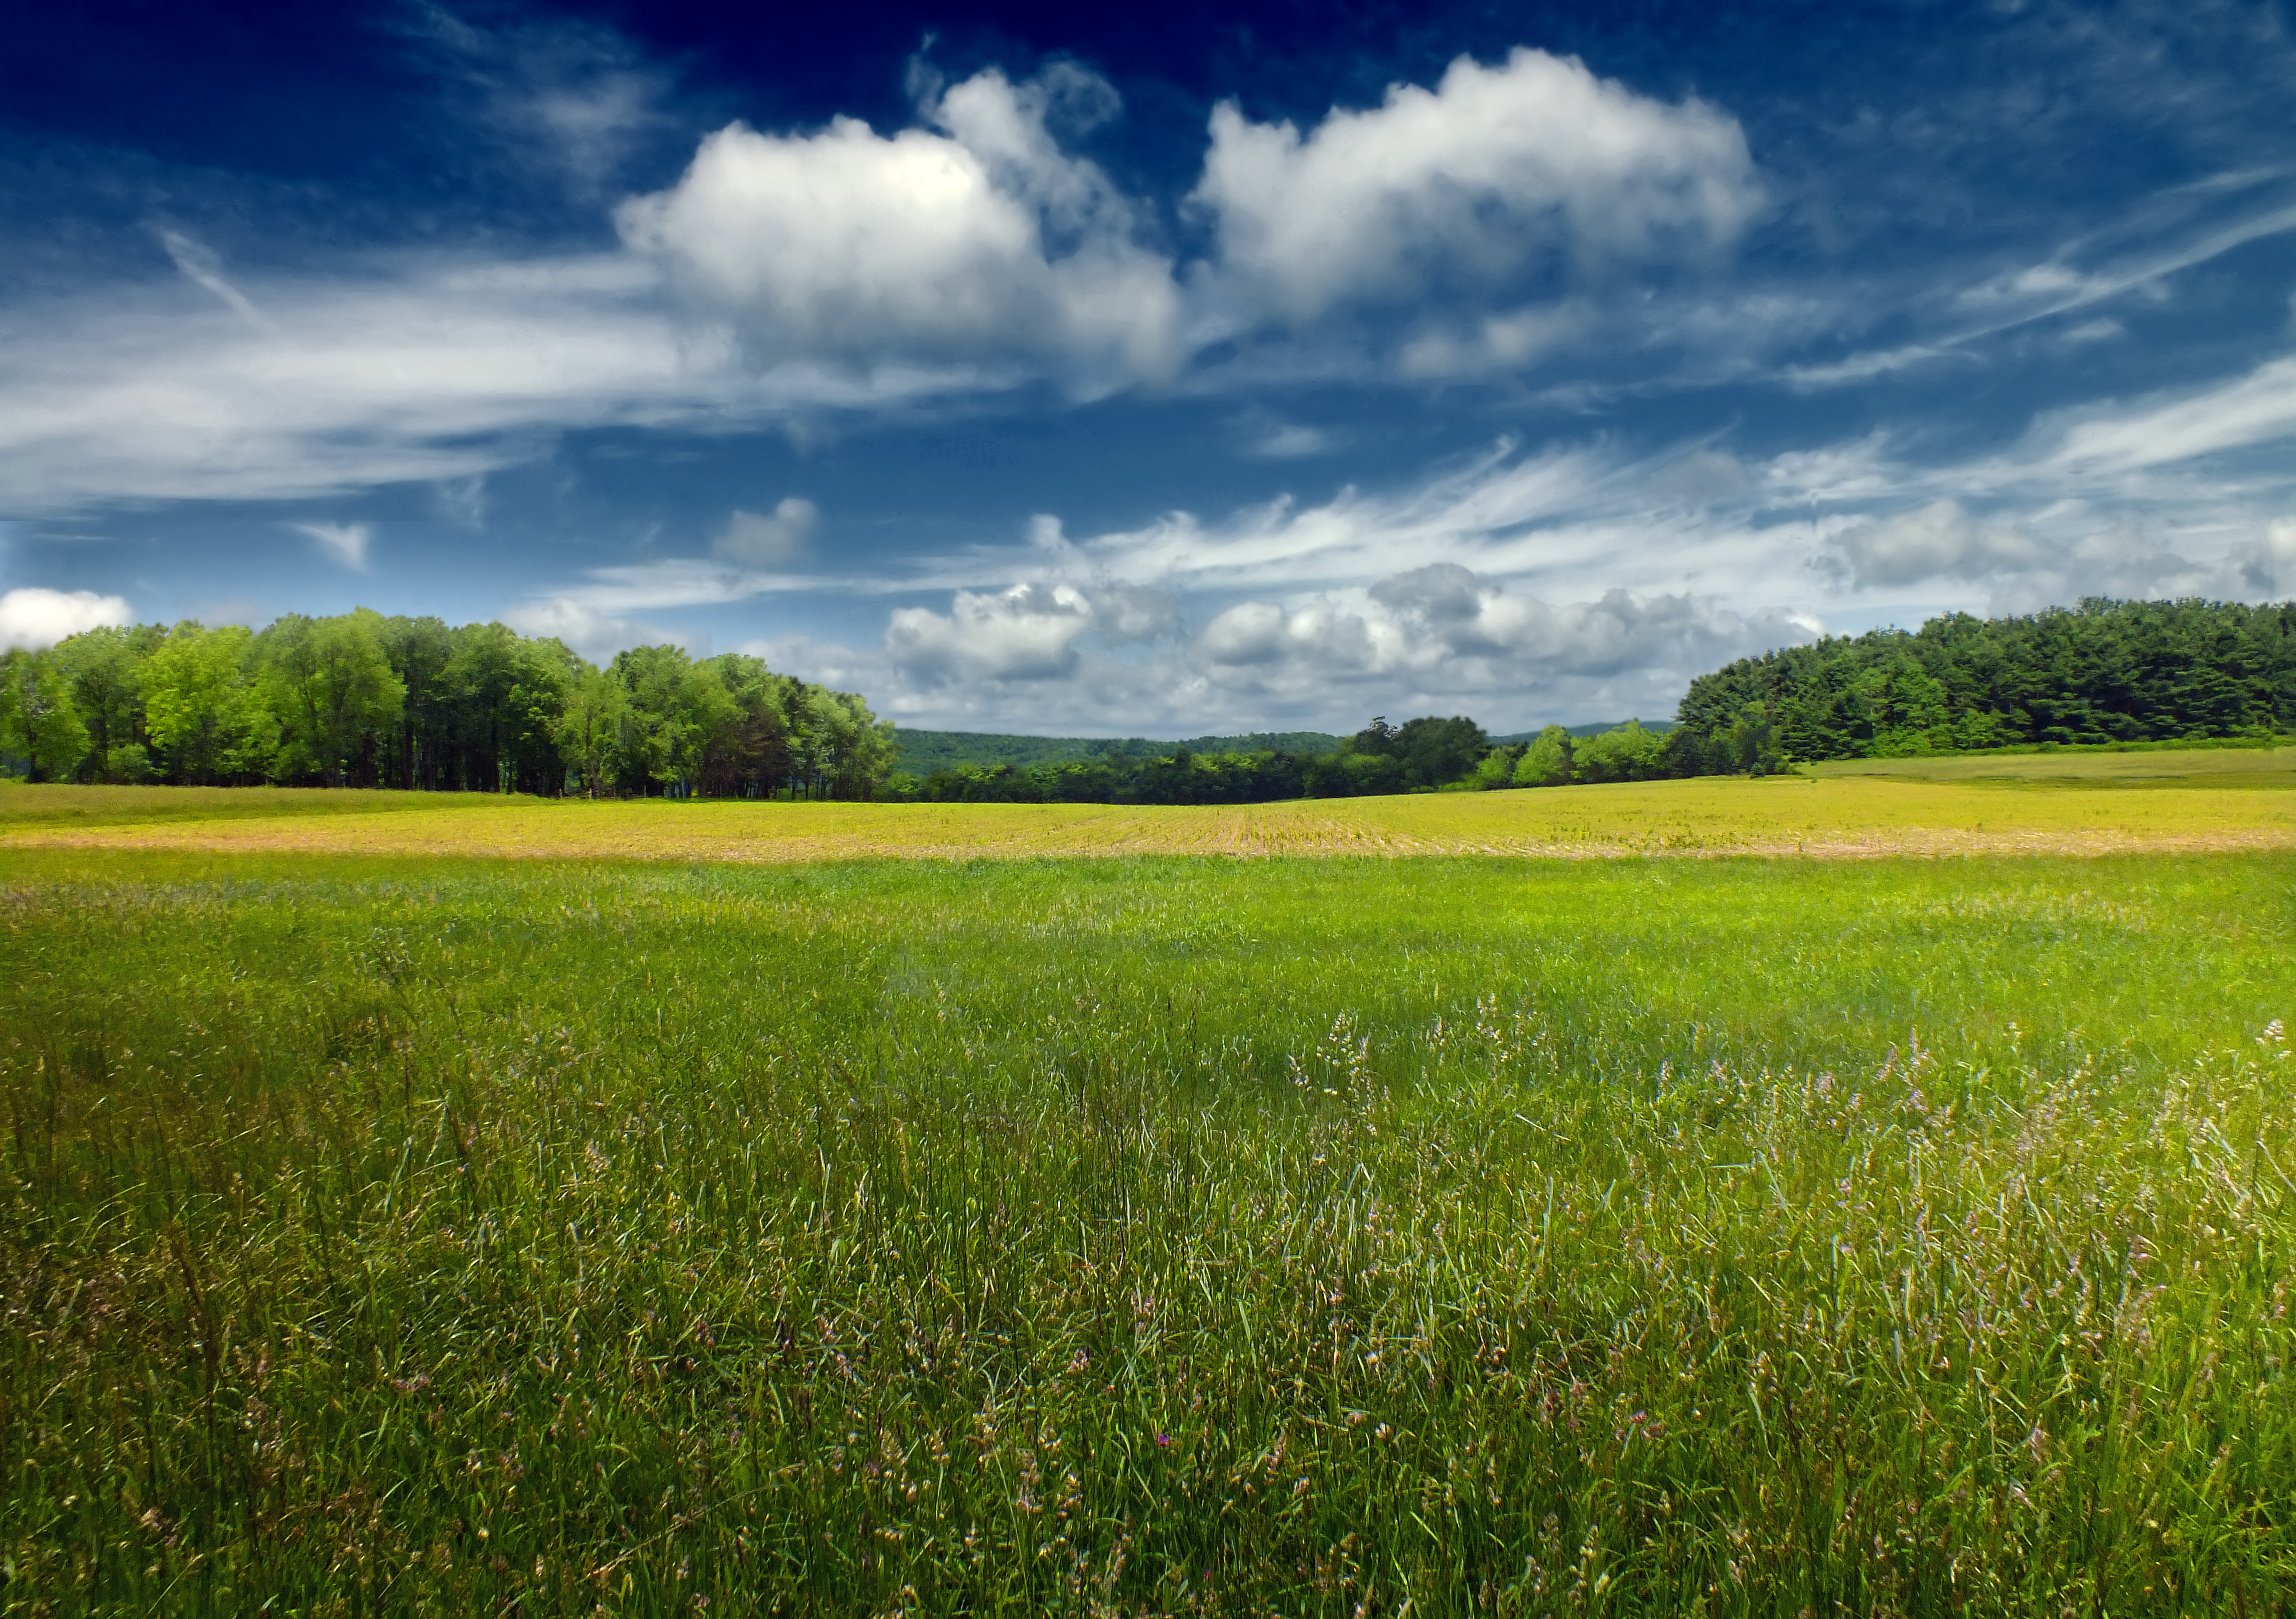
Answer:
xmin=1393 ymin=715 xmax=1489 ymax=786
xmin=553 ymin=665 xmax=626 ymax=798
xmin=1715 ymin=706 xmax=1783 ymax=775
xmin=803 ymin=686 xmax=895 ymax=800
xmin=0 ymin=647 xmax=92 ymax=782
xmin=440 ymin=622 xmax=526 ymax=791
xmin=1672 ymin=598 xmax=2296 ymax=768
xmin=1347 ymin=716 xmax=1399 ymax=756
xmin=379 ymin=615 xmax=456 ymax=788
xmin=698 ymin=655 xmax=799 ymax=797
xmin=55 ymin=624 xmax=162 ymax=782
xmin=1572 ymin=721 xmax=1667 ymax=783
xmin=142 ymin=623 xmax=275 ymax=784
xmin=257 ymin=611 xmax=406 ymax=786
xmin=1512 ymin=725 xmax=1576 ymax=787
xmin=610 ymin=645 xmax=735 ymax=795
xmin=1470 ymin=743 xmax=1524 ymax=789
xmin=500 ymin=637 xmax=575 ymax=794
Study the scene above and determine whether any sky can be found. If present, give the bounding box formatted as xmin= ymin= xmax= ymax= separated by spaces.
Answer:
xmin=4 ymin=0 xmax=2296 ymax=736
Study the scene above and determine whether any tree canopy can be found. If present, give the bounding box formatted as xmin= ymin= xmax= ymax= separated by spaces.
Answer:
xmin=0 ymin=614 xmax=893 ymax=798
xmin=1669 ymin=597 xmax=2296 ymax=771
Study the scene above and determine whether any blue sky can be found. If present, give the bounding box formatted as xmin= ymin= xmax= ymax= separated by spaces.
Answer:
xmin=4 ymin=0 xmax=2296 ymax=735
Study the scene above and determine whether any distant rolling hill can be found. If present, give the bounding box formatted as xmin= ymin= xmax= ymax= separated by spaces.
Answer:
xmin=890 ymin=720 xmax=1672 ymax=775
xmin=888 ymin=729 xmax=1345 ymax=776
xmin=1489 ymin=719 xmax=1678 ymax=745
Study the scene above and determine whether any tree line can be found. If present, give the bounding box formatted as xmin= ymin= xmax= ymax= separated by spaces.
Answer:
xmin=6 ymin=596 xmax=2290 ymax=798
xmin=1670 ymin=597 xmax=2296 ymax=771
xmin=0 ymin=612 xmax=893 ymax=798
xmin=891 ymin=714 xmax=1683 ymax=802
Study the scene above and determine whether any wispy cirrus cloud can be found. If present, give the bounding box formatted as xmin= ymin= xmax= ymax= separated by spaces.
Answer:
xmin=0 ymin=252 xmax=1004 ymax=512
xmin=291 ymin=520 xmax=371 ymax=570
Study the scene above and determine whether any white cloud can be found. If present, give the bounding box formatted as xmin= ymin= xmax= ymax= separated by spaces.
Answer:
xmin=0 ymin=587 xmax=132 ymax=652
xmin=1194 ymin=567 xmax=1813 ymax=702
xmin=557 ymin=560 xmax=764 ymax=613
xmin=1779 ymin=343 xmax=1961 ymax=390
xmin=714 ymin=497 xmax=818 ymax=567
xmin=1397 ymin=300 xmax=1599 ymax=378
xmin=433 ymin=474 xmax=489 ymax=526
xmin=502 ymin=595 xmax=682 ymax=662
xmin=1062 ymin=440 xmax=1607 ymax=591
xmin=0 ymin=256 xmax=675 ymax=509
xmin=1817 ymin=500 xmax=2050 ymax=589
xmin=2242 ymin=519 xmax=2296 ymax=594
xmin=534 ymin=504 xmax=826 ymax=616
xmin=1053 ymin=439 xmax=1801 ymax=606
xmin=884 ymin=582 xmax=1098 ymax=683
xmin=2041 ymin=353 xmax=2296 ymax=472
xmin=617 ymin=67 xmax=1182 ymax=386
xmin=417 ymin=6 xmax=676 ymax=195
xmin=1954 ymin=261 xmax=2118 ymax=310
xmin=0 ymin=251 xmax=1003 ymax=513
xmin=1191 ymin=47 xmax=1759 ymax=327
xmin=291 ymin=520 xmax=371 ymax=571
xmin=158 ymin=230 xmax=278 ymax=335
xmin=1788 ymin=194 xmax=2296 ymax=391
xmin=1240 ymin=418 xmax=1338 ymax=459
xmin=1092 ymin=584 xmax=1183 ymax=642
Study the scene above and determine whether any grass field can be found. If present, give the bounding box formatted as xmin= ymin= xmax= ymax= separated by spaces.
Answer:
xmin=3 ymin=745 xmax=2294 ymax=866
xmin=1806 ymin=744 xmax=2296 ymax=786
xmin=4 ymin=826 xmax=2295 ymax=1615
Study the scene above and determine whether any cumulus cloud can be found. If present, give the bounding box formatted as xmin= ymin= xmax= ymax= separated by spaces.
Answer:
xmin=1092 ymin=584 xmax=1183 ymax=642
xmin=618 ymin=67 xmax=1181 ymax=386
xmin=2240 ymin=519 xmax=2296 ymax=595
xmin=292 ymin=521 xmax=371 ymax=571
xmin=1191 ymin=48 xmax=1758 ymax=329
xmin=1194 ymin=566 xmax=1812 ymax=703
xmin=0 ymin=587 xmax=132 ymax=652
xmin=713 ymin=498 xmax=819 ymax=568
xmin=884 ymin=582 xmax=1098 ymax=683
xmin=502 ymin=595 xmax=679 ymax=662
xmin=1817 ymin=500 xmax=2049 ymax=589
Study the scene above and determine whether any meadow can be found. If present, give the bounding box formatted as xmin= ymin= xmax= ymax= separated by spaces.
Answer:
xmin=4 ymin=791 xmax=2295 ymax=1615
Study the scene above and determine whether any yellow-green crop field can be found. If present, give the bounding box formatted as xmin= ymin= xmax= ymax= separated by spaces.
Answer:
xmin=4 ymin=754 xmax=2295 ymax=1615
xmin=4 ymin=740 xmax=2294 ymax=865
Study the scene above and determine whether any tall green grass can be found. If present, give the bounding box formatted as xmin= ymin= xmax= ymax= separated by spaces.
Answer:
xmin=4 ymin=850 xmax=2294 ymax=1615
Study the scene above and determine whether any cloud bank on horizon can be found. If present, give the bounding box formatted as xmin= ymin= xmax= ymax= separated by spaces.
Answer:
xmin=4 ymin=0 xmax=2296 ymax=733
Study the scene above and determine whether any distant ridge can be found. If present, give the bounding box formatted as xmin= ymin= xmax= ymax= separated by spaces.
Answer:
xmin=892 ymin=721 xmax=1673 ymax=775
xmin=890 ymin=729 xmax=1343 ymax=775
xmin=1489 ymin=719 xmax=1678 ymax=746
